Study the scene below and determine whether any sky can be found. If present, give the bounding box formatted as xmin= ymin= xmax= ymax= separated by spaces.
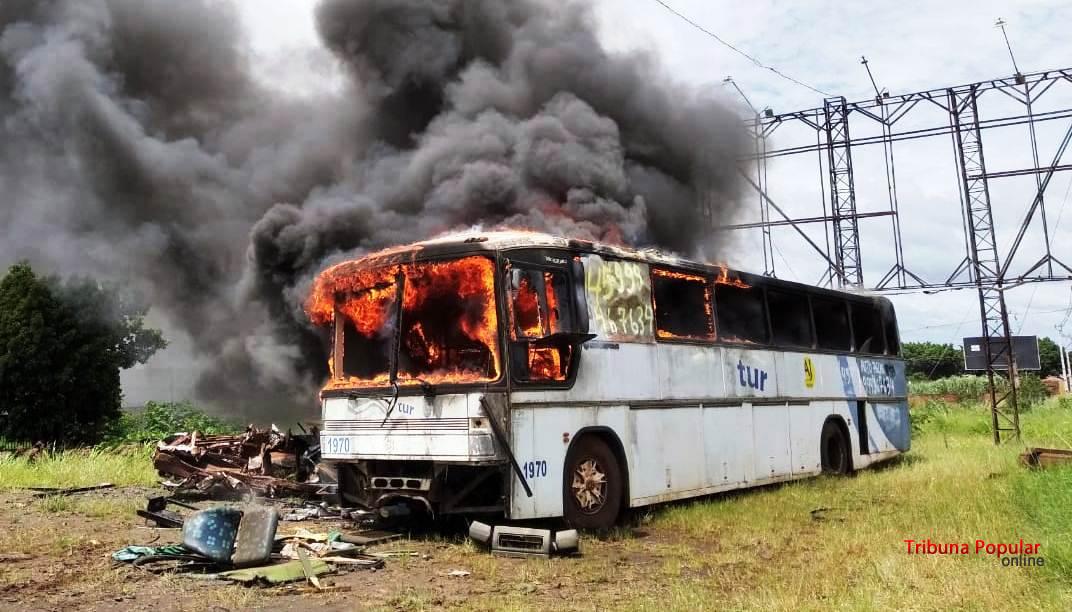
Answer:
xmin=225 ymin=0 xmax=1072 ymax=352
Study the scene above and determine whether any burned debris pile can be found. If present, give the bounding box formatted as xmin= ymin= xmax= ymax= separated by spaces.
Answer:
xmin=153 ymin=426 xmax=329 ymax=500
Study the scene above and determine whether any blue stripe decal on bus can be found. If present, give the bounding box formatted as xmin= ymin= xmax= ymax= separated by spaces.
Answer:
xmin=873 ymin=401 xmax=911 ymax=452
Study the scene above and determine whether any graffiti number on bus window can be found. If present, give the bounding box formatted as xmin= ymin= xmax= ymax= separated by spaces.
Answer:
xmin=522 ymin=460 xmax=548 ymax=479
xmin=584 ymin=256 xmax=654 ymax=342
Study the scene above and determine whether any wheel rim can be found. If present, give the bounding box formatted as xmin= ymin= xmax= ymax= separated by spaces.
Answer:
xmin=571 ymin=458 xmax=608 ymax=514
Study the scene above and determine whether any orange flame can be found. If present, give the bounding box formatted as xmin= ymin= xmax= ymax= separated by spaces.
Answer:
xmin=513 ymin=274 xmax=543 ymax=339
xmin=310 ymin=256 xmax=500 ymax=390
xmin=527 ymin=345 xmax=568 ymax=381
xmin=544 ymin=271 xmax=560 ymax=332
xmin=715 ymin=264 xmax=750 ymax=289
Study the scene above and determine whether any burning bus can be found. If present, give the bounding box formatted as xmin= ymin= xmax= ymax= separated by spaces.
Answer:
xmin=309 ymin=231 xmax=909 ymax=529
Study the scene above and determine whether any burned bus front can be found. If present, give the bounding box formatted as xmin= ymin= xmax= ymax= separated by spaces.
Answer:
xmin=308 ymin=255 xmax=510 ymax=516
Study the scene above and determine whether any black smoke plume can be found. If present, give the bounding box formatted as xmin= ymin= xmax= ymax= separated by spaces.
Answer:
xmin=0 ymin=0 xmax=747 ymax=419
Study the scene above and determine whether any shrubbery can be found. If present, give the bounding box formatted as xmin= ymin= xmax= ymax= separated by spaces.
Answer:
xmin=103 ymin=401 xmax=239 ymax=445
xmin=0 ymin=263 xmax=166 ymax=444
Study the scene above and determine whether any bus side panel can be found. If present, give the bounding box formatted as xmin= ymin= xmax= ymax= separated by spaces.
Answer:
xmin=788 ymin=402 xmax=822 ymax=475
xmin=868 ymin=401 xmax=911 ymax=452
xmin=507 ymin=404 xmax=630 ymax=520
xmin=702 ymin=404 xmax=751 ymax=488
xmin=629 ymin=405 xmax=706 ymax=499
xmin=751 ymin=403 xmax=792 ymax=479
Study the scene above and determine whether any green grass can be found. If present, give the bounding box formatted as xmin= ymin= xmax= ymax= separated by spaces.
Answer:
xmin=0 ymin=446 xmax=157 ymax=490
xmin=1 ymin=395 xmax=1070 ymax=611
xmin=418 ymin=397 xmax=1072 ymax=611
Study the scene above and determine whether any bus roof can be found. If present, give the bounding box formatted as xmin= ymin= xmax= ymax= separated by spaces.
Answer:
xmin=317 ymin=230 xmax=889 ymax=305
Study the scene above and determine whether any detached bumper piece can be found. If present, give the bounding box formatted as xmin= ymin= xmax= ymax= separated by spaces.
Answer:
xmin=468 ymin=521 xmax=579 ymax=558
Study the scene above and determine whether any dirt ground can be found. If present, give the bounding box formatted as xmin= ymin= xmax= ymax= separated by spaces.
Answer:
xmin=0 ymin=487 xmax=679 ymax=612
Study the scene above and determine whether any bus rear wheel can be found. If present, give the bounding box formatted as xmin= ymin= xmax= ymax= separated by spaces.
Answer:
xmin=820 ymin=420 xmax=851 ymax=475
xmin=563 ymin=436 xmax=622 ymax=530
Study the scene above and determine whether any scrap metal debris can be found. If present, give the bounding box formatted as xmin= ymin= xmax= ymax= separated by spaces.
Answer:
xmin=29 ymin=483 xmax=114 ymax=497
xmin=116 ymin=504 xmax=393 ymax=589
xmin=467 ymin=521 xmax=579 ymax=558
xmin=280 ymin=501 xmax=372 ymax=522
xmin=1020 ymin=447 xmax=1072 ymax=468
xmin=153 ymin=426 xmax=329 ymax=499
xmin=136 ymin=496 xmax=200 ymax=528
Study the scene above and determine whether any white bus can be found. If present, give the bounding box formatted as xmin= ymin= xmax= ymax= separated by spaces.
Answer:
xmin=312 ymin=231 xmax=909 ymax=528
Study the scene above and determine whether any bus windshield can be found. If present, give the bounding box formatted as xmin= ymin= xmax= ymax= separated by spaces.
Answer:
xmin=330 ymin=256 xmax=501 ymax=388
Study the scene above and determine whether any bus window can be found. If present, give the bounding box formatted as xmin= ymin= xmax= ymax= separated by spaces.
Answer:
xmin=812 ymin=297 xmax=851 ymax=351
xmin=767 ymin=289 xmax=814 ymax=348
xmin=651 ymin=268 xmax=714 ymax=341
xmin=714 ymin=284 xmax=769 ymax=344
xmin=508 ymin=267 xmax=573 ymax=382
xmin=851 ymin=302 xmax=886 ymax=354
xmin=882 ymin=303 xmax=901 ymax=355
xmin=584 ymin=255 xmax=654 ymax=342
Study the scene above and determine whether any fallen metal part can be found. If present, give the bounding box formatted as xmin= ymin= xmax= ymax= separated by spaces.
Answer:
xmin=219 ymin=559 xmax=332 ymax=585
xmin=273 ymin=585 xmax=352 ymax=595
xmin=136 ymin=496 xmax=203 ymax=528
xmin=137 ymin=509 xmax=183 ymax=529
xmin=296 ymin=546 xmax=323 ymax=590
xmin=371 ymin=550 xmax=419 ymax=558
xmin=1020 ymin=447 xmax=1072 ymax=468
xmin=30 ymin=483 xmax=114 ymax=497
xmin=468 ymin=521 xmax=579 ymax=558
xmin=319 ymin=555 xmax=385 ymax=568
xmin=337 ymin=529 xmax=401 ymax=546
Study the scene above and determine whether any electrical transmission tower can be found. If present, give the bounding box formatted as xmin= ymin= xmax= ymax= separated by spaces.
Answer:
xmin=722 ymin=67 xmax=1072 ymax=443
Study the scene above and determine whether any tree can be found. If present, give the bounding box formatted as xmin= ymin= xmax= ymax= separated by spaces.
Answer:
xmin=0 ymin=263 xmax=166 ymax=443
xmin=902 ymin=341 xmax=964 ymax=380
xmin=1037 ymin=337 xmax=1062 ymax=378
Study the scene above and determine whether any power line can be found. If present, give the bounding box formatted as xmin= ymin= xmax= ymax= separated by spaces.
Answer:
xmin=649 ymin=0 xmax=833 ymax=97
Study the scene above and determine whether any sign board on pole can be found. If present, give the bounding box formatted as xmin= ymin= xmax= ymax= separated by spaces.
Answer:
xmin=962 ymin=336 xmax=1040 ymax=371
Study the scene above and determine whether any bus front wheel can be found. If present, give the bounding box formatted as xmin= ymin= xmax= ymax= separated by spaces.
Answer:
xmin=562 ymin=436 xmax=622 ymax=530
xmin=820 ymin=420 xmax=851 ymax=475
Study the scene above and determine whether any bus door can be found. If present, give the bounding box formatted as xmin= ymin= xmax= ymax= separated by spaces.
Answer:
xmin=502 ymin=250 xmax=593 ymax=384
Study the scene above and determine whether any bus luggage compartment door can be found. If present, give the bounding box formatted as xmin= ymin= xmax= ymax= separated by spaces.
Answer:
xmin=751 ymin=402 xmax=792 ymax=480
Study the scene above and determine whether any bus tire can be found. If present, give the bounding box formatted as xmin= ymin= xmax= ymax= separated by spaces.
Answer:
xmin=563 ymin=435 xmax=622 ymax=530
xmin=820 ymin=420 xmax=851 ymax=475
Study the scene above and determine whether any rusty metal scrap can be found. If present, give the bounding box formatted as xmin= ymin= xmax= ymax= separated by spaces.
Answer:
xmin=153 ymin=426 xmax=327 ymax=499
xmin=1020 ymin=447 xmax=1072 ymax=468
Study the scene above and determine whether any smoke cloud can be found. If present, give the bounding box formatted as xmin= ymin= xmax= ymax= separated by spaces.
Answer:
xmin=0 ymin=0 xmax=747 ymax=419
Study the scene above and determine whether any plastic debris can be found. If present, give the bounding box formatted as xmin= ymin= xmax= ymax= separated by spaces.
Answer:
xmin=112 ymin=544 xmax=188 ymax=563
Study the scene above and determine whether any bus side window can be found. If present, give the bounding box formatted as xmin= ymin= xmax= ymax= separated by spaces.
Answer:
xmin=881 ymin=301 xmax=901 ymax=356
xmin=768 ymin=289 xmax=814 ymax=348
xmin=812 ymin=297 xmax=851 ymax=351
xmin=651 ymin=268 xmax=715 ymax=341
xmin=851 ymin=302 xmax=886 ymax=355
xmin=508 ymin=267 xmax=574 ymax=383
xmin=714 ymin=284 xmax=769 ymax=344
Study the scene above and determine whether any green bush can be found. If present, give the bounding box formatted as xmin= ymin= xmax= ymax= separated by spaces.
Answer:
xmin=1016 ymin=373 xmax=1048 ymax=409
xmin=909 ymin=375 xmax=996 ymax=399
xmin=103 ymin=401 xmax=239 ymax=445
